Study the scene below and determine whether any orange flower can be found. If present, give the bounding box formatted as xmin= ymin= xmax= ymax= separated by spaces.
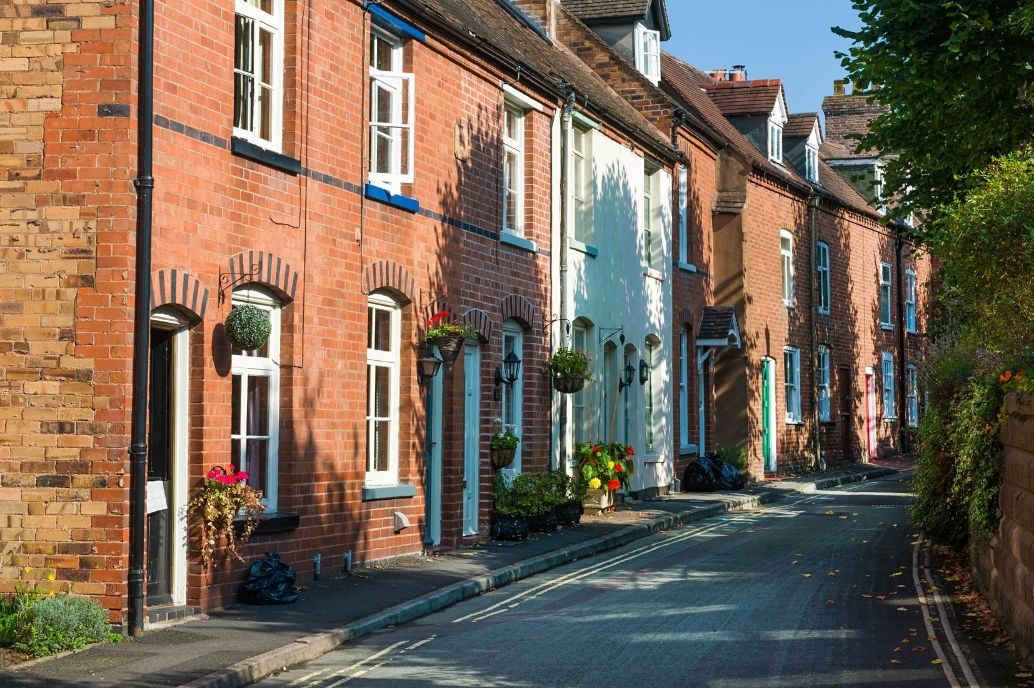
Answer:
xmin=1017 ymin=368 xmax=1026 ymax=379
xmin=1001 ymin=370 xmax=1014 ymax=384
xmin=607 ymin=479 xmax=621 ymax=491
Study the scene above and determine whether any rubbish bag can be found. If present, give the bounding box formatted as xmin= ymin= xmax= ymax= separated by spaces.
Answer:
xmin=240 ymin=552 xmax=299 ymax=604
xmin=683 ymin=460 xmax=716 ymax=492
xmin=714 ymin=460 xmax=745 ymax=491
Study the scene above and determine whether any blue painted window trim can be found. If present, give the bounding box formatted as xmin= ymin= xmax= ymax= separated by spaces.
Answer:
xmin=367 ymin=5 xmax=426 ymax=42
xmin=362 ymin=484 xmax=417 ymax=501
xmin=499 ymin=231 xmax=538 ymax=253
xmin=231 ymin=136 xmax=302 ymax=175
xmin=365 ymin=183 xmax=420 ymax=213
xmin=569 ymin=238 xmax=598 ymax=257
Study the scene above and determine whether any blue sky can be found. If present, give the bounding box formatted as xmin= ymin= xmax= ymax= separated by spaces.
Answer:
xmin=663 ymin=1 xmax=863 ymax=123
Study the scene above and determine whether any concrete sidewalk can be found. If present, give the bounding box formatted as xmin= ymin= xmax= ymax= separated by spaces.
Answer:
xmin=1 ymin=463 xmax=902 ymax=688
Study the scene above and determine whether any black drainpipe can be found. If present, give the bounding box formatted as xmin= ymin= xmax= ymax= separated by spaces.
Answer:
xmin=894 ymin=222 xmax=907 ymax=452
xmin=127 ymin=0 xmax=155 ymax=637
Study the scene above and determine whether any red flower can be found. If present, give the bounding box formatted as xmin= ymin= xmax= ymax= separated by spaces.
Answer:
xmin=427 ymin=310 xmax=450 ymax=326
xmin=236 ymin=471 xmax=249 ymax=482
xmin=614 ymin=463 xmax=623 ymax=473
xmin=215 ymin=474 xmax=237 ymax=485
xmin=205 ymin=467 xmax=222 ymax=479
xmin=626 ymin=446 xmax=635 ymax=456
xmin=607 ymin=479 xmax=621 ymax=491
xmin=1001 ymin=370 xmax=1014 ymax=384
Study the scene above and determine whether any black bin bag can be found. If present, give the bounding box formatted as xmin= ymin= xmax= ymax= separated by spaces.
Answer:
xmin=241 ymin=552 xmax=299 ymax=604
xmin=683 ymin=459 xmax=716 ymax=492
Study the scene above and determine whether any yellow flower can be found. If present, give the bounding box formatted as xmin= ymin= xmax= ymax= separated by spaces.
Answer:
xmin=48 ymin=591 xmax=55 ymax=597
xmin=47 ymin=573 xmax=56 ymax=582
xmin=607 ymin=461 xmax=615 ymax=469
xmin=22 ymin=566 xmax=32 ymax=574
xmin=588 ymin=477 xmax=602 ymax=490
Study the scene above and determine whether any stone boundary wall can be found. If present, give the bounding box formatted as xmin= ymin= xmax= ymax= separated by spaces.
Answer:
xmin=973 ymin=392 xmax=1034 ymax=666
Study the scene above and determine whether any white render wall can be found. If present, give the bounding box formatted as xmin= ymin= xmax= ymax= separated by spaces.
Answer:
xmin=551 ymin=114 xmax=674 ymax=493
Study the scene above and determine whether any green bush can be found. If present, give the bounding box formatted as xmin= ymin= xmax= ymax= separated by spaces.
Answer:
xmin=14 ymin=595 xmax=116 ymax=657
xmin=493 ymin=472 xmax=570 ymax=517
xmin=715 ymin=445 xmax=747 ymax=471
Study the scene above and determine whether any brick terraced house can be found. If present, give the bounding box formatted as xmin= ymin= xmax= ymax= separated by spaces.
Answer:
xmin=0 ymin=0 xmax=929 ymax=629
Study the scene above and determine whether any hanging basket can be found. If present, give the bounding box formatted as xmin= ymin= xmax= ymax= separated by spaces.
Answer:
xmin=552 ymin=375 xmax=587 ymax=394
xmin=431 ymin=334 xmax=465 ymax=366
xmin=490 ymin=447 xmax=516 ymax=470
xmin=224 ymin=305 xmax=271 ymax=352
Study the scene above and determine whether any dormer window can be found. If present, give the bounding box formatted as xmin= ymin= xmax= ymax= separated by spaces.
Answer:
xmin=634 ymin=23 xmax=660 ymax=85
xmin=768 ymin=120 xmax=783 ymax=163
xmin=805 ymin=145 xmax=818 ymax=182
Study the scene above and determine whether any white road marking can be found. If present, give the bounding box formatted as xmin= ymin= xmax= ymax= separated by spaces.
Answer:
xmin=315 ymin=640 xmax=409 ymax=688
xmin=922 ymin=546 xmax=981 ymax=687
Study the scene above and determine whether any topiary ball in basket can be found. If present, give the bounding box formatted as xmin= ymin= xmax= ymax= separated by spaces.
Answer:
xmin=225 ymin=304 xmax=271 ymax=351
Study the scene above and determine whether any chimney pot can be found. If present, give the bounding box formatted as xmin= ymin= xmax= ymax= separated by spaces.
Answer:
xmin=833 ymin=79 xmax=846 ymax=96
xmin=709 ymin=67 xmax=727 ymax=81
xmin=729 ymin=65 xmax=747 ymax=82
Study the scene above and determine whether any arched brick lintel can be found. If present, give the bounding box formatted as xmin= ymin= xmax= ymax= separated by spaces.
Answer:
xmin=462 ymin=308 xmax=493 ymax=343
xmin=150 ymin=268 xmax=209 ymax=322
xmin=678 ymin=307 xmax=694 ymax=328
xmin=364 ymin=260 xmax=416 ymax=305
xmin=227 ymin=250 xmax=298 ymax=302
xmin=500 ymin=294 xmax=538 ymax=332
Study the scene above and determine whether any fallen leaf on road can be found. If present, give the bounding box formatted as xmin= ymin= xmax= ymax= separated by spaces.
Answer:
xmin=896 ymin=607 xmax=908 ymax=612
xmin=827 ymin=571 xmax=837 ymax=577
xmin=790 ymin=560 xmax=798 ymax=565
xmin=931 ymin=659 xmax=943 ymax=665
xmin=912 ymin=646 xmax=926 ymax=653
xmin=900 ymin=639 xmax=910 ymax=644
xmin=1016 ymin=673 xmax=1032 ymax=678
xmin=891 ymin=659 xmax=902 ymax=665
xmin=825 ymin=511 xmax=834 ymax=515
xmin=801 ymin=573 xmax=812 ymax=578
xmin=826 ymin=599 xmax=835 ymax=605
xmin=890 ymin=571 xmax=904 ymax=577
xmin=839 ymin=516 xmax=848 ymax=520
xmin=893 ymin=647 xmax=901 ymax=653
xmin=862 ymin=593 xmax=874 ymax=598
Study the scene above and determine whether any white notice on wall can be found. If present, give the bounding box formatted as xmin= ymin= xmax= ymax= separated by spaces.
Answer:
xmin=146 ymin=480 xmax=168 ymax=515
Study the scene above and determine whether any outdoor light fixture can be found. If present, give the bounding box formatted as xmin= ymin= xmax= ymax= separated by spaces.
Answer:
xmin=417 ymin=350 xmax=443 ymax=384
xmin=494 ymin=350 xmax=522 ymax=400
xmin=618 ymin=362 xmax=635 ymax=391
xmin=639 ymin=358 xmax=650 ymax=385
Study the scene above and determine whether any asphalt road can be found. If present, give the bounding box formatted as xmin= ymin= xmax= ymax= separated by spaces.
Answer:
xmin=253 ymin=473 xmax=989 ymax=688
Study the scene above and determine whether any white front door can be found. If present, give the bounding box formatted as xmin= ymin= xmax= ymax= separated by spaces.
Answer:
xmin=865 ymin=368 xmax=878 ymax=462
xmin=429 ymin=346 xmax=444 ymax=545
xmin=462 ymin=343 xmax=480 ymax=536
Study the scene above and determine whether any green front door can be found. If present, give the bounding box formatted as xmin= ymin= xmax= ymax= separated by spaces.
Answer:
xmin=761 ymin=358 xmax=775 ymax=472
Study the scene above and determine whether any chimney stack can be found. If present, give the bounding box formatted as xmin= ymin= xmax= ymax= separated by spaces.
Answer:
xmin=709 ymin=67 xmax=727 ymax=81
xmin=729 ymin=65 xmax=747 ymax=82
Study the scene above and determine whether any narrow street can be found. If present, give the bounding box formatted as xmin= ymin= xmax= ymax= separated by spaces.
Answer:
xmin=255 ymin=473 xmax=994 ymax=688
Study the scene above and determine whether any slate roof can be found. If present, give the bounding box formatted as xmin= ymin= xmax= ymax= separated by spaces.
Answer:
xmin=661 ymin=52 xmax=877 ymax=218
xmin=561 ymin=0 xmax=670 ymax=39
xmin=705 ymin=79 xmax=783 ymax=117
xmin=697 ymin=307 xmax=740 ymax=347
xmin=784 ymin=113 xmax=819 ymax=140
xmin=403 ymin=0 xmax=673 ymax=154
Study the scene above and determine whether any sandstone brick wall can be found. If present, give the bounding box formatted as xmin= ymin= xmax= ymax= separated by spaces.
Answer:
xmin=973 ymin=393 xmax=1034 ymax=666
xmin=0 ymin=0 xmax=132 ymax=615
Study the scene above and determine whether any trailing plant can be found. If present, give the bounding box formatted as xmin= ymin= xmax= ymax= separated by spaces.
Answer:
xmin=424 ymin=310 xmax=476 ymax=342
xmin=13 ymin=595 xmax=119 ymax=657
xmin=187 ymin=465 xmax=265 ymax=568
xmin=574 ymin=442 xmax=635 ymax=492
xmin=715 ymin=445 xmax=747 ymax=471
xmin=547 ymin=347 xmax=590 ymax=380
xmin=490 ymin=430 xmax=520 ymax=450
xmin=224 ymin=304 xmax=272 ymax=351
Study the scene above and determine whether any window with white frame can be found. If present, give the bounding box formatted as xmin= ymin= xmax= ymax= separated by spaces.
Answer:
xmin=643 ymin=163 xmax=658 ymax=268
xmin=817 ymin=345 xmax=831 ymax=422
xmin=230 ymin=286 xmax=282 ymax=509
xmin=677 ymin=165 xmax=689 ymax=265
xmin=679 ymin=326 xmax=690 ymax=450
xmin=880 ymin=262 xmax=893 ymax=328
xmin=784 ymin=347 xmax=801 ymax=423
xmin=881 ymin=352 xmax=896 ymax=419
xmin=502 ymin=105 xmax=526 ymax=235
xmin=634 ymin=23 xmax=660 ymax=84
xmin=234 ymin=0 xmax=283 ymax=149
xmin=805 ymin=145 xmax=819 ymax=183
xmin=572 ymin=125 xmax=592 ymax=244
xmin=817 ymin=241 xmax=830 ymax=314
xmin=366 ymin=293 xmax=401 ymax=486
xmin=501 ymin=322 xmax=524 ymax=472
xmin=780 ymin=230 xmax=795 ymax=307
xmin=369 ymin=27 xmax=414 ymax=194
xmin=768 ymin=120 xmax=783 ymax=163
xmin=571 ymin=321 xmax=592 ymax=442
xmin=907 ymin=364 xmax=919 ymax=428
xmin=905 ymin=269 xmax=917 ymax=333
xmin=644 ymin=338 xmax=657 ymax=453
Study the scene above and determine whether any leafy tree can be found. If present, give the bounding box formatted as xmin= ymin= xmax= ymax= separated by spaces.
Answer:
xmin=834 ymin=1 xmax=1034 ymax=226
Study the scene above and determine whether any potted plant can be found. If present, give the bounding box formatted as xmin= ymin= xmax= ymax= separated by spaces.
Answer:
xmin=490 ymin=475 xmax=528 ymax=541
xmin=547 ymin=347 xmax=590 ymax=393
xmin=425 ymin=310 xmax=476 ymax=365
xmin=574 ymin=441 xmax=636 ymax=515
xmin=187 ymin=465 xmax=265 ymax=568
xmin=523 ymin=473 xmax=560 ymax=533
xmin=549 ymin=470 xmax=584 ymax=526
xmin=224 ymin=304 xmax=272 ymax=352
xmin=489 ymin=429 xmax=520 ymax=469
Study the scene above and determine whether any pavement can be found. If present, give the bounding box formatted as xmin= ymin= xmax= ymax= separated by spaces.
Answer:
xmin=1 ymin=459 xmax=908 ymax=688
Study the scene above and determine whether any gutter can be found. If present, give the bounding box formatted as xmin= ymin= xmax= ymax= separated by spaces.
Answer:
xmin=555 ymin=86 xmax=576 ymax=471
xmin=895 ymin=222 xmax=907 ymax=450
xmin=808 ymin=194 xmax=823 ymax=470
xmin=127 ymin=0 xmax=155 ymax=637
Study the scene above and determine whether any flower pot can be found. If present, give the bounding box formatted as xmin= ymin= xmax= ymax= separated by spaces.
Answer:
xmin=527 ymin=508 xmax=558 ymax=533
xmin=552 ymin=375 xmax=586 ymax=394
xmin=491 ymin=513 xmax=528 ymax=541
xmin=556 ymin=499 xmax=583 ymax=526
xmin=581 ymin=487 xmax=615 ymax=515
xmin=490 ymin=446 xmax=516 ymax=470
xmin=431 ymin=334 xmax=466 ymax=366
